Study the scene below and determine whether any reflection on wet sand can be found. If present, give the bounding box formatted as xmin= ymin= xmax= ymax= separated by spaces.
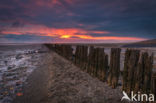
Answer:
xmin=0 ymin=44 xmax=48 ymax=103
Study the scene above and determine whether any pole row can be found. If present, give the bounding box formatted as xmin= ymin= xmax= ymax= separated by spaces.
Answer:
xmin=45 ymin=44 xmax=154 ymax=94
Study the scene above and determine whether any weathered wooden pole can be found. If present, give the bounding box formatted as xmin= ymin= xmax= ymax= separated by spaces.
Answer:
xmin=81 ymin=46 xmax=88 ymax=71
xmin=93 ymin=48 xmax=98 ymax=77
xmin=107 ymin=48 xmax=121 ymax=88
xmin=141 ymin=52 xmax=153 ymax=94
xmin=152 ymin=73 xmax=156 ymax=98
xmin=122 ymin=49 xmax=140 ymax=95
xmin=101 ymin=50 xmax=109 ymax=81
xmin=97 ymin=48 xmax=103 ymax=79
xmin=75 ymin=45 xmax=80 ymax=66
xmin=96 ymin=48 xmax=109 ymax=81
xmin=122 ymin=49 xmax=153 ymax=97
xmin=87 ymin=46 xmax=94 ymax=75
xmin=79 ymin=46 xmax=83 ymax=68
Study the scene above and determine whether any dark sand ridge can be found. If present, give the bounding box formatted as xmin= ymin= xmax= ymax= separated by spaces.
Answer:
xmin=13 ymin=49 xmax=123 ymax=103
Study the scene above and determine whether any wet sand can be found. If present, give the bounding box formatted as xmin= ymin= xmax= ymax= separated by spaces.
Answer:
xmin=13 ymin=51 xmax=53 ymax=103
xmin=0 ymin=44 xmax=48 ymax=103
xmin=13 ymin=49 xmax=123 ymax=103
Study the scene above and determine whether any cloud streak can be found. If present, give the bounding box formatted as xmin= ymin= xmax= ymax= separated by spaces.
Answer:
xmin=0 ymin=24 xmax=146 ymax=43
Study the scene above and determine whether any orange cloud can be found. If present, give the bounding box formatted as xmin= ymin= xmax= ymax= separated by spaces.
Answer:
xmin=61 ymin=34 xmax=145 ymax=41
xmin=1 ymin=24 xmax=146 ymax=42
xmin=1 ymin=25 xmax=109 ymax=36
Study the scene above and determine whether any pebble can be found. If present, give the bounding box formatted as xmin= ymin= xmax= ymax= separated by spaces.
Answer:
xmin=7 ymin=67 xmax=12 ymax=70
xmin=16 ymin=54 xmax=23 ymax=60
xmin=16 ymin=93 xmax=23 ymax=97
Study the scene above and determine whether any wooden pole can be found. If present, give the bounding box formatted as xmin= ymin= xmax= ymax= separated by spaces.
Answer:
xmin=108 ymin=48 xmax=121 ymax=88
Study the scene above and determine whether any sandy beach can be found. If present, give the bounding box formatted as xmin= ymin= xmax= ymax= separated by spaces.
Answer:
xmin=1 ymin=44 xmax=155 ymax=103
xmin=0 ymin=44 xmax=125 ymax=103
xmin=12 ymin=45 xmax=123 ymax=103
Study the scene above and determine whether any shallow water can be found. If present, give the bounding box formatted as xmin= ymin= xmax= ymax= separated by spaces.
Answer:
xmin=0 ymin=45 xmax=48 ymax=103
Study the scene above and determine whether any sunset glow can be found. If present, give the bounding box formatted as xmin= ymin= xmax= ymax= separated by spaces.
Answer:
xmin=1 ymin=25 xmax=146 ymax=42
xmin=60 ymin=35 xmax=71 ymax=38
xmin=0 ymin=0 xmax=155 ymax=43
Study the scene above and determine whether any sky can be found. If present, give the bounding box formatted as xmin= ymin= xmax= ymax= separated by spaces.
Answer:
xmin=0 ymin=0 xmax=156 ymax=43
